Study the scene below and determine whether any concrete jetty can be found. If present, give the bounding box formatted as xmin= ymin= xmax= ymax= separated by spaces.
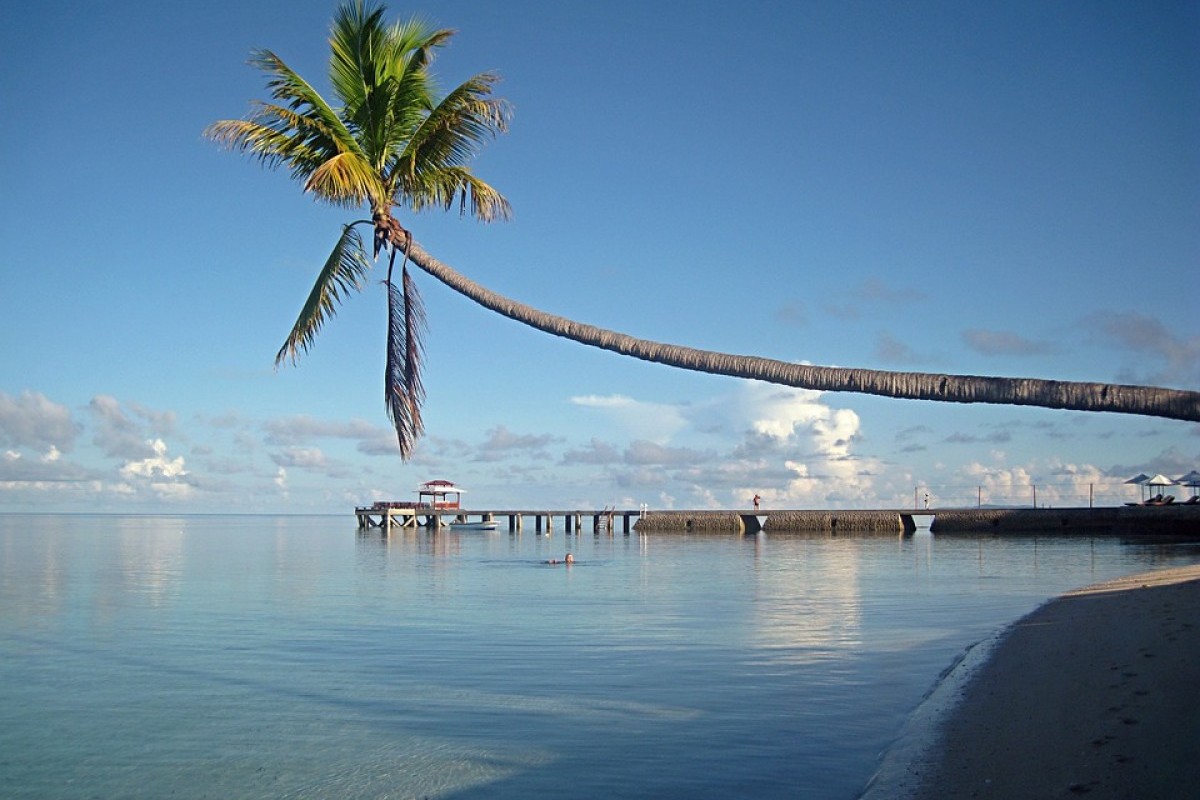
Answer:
xmin=356 ymin=503 xmax=1200 ymax=537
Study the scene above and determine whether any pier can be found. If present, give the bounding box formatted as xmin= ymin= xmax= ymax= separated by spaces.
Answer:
xmin=356 ymin=503 xmax=1200 ymax=537
xmin=355 ymin=503 xmax=639 ymax=534
xmin=634 ymin=506 xmax=1200 ymax=536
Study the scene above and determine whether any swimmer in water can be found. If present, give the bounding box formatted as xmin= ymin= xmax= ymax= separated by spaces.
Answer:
xmin=546 ymin=553 xmax=575 ymax=565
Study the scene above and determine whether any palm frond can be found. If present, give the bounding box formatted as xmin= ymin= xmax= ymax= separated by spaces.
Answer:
xmin=205 ymin=49 xmax=373 ymax=207
xmin=304 ymin=151 xmax=383 ymax=206
xmin=406 ymin=166 xmax=513 ymax=222
xmin=250 ymin=50 xmax=361 ymax=154
xmin=391 ymin=73 xmax=511 ymax=219
xmin=403 ymin=73 xmax=510 ymax=171
xmin=276 ymin=224 xmax=373 ymax=366
xmin=204 ymin=110 xmax=326 ymax=184
xmin=330 ymin=3 xmax=457 ymax=174
xmin=384 ymin=260 xmax=427 ymax=459
xmin=329 ymin=2 xmax=392 ymax=123
xmin=330 ymin=4 xmax=449 ymax=107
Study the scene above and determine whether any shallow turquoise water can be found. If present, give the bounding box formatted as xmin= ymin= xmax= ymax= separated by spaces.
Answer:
xmin=2 ymin=514 xmax=1197 ymax=799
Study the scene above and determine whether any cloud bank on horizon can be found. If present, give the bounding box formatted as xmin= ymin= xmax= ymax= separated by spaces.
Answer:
xmin=2 ymin=378 xmax=1196 ymax=514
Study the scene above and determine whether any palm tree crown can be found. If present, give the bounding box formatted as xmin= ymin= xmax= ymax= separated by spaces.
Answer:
xmin=206 ymin=0 xmax=510 ymax=457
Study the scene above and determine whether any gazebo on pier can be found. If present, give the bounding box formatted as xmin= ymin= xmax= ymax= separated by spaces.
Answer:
xmin=417 ymin=479 xmax=464 ymax=510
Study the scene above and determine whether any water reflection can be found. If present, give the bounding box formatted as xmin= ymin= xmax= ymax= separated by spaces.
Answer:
xmin=5 ymin=515 xmax=1200 ymax=800
xmin=747 ymin=534 xmax=864 ymax=665
xmin=116 ymin=516 xmax=184 ymax=609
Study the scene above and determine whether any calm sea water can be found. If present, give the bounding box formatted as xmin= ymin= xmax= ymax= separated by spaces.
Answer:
xmin=2 ymin=514 xmax=1198 ymax=799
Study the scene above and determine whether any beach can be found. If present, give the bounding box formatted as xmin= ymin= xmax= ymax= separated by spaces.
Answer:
xmin=870 ymin=564 xmax=1200 ymax=799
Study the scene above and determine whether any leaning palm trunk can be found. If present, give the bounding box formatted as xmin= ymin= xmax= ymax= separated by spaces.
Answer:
xmin=403 ymin=239 xmax=1200 ymax=423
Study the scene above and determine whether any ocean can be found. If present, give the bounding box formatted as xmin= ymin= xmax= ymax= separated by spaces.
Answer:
xmin=2 ymin=513 xmax=1197 ymax=799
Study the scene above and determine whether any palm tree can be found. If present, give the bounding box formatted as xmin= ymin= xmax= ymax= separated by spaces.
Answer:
xmin=210 ymin=3 xmax=1200 ymax=461
xmin=206 ymin=0 xmax=511 ymax=457
xmin=399 ymin=239 xmax=1200 ymax=422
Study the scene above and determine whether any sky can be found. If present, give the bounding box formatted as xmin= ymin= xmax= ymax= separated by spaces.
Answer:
xmin=2 ymin=0 xmax=1198 ymax=514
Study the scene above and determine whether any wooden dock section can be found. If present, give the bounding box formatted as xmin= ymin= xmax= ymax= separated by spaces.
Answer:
xmin=355 ymin=503 xmax=639 ymax=534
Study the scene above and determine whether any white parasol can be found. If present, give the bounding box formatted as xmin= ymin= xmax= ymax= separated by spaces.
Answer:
xmin=1146 ymin=473 xmax=1176 ymax=500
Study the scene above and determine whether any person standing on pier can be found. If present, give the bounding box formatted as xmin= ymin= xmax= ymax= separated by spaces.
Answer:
xmin=753 ymin=494 xmax=761 ymax=511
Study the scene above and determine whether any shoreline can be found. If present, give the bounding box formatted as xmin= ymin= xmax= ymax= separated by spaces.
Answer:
xmin=861 ymin=564 xmax=1200 ymax=799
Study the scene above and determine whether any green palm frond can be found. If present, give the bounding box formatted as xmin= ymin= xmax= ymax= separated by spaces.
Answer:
xmin=384 ymin=261 xmax=426 ymax=458
xmin=206 ymin=49 xmax=379 ymax=207
xmin=303 ymin=151 xmax=383 ymax=206
xmin=392 ymin=74 xmax=511 ymax=221
xmin=276 ymin=224 xmax=373 ymax=366
xmin=205 ymin=111 xmax=327 ymax=186
xmin=330 ymin=5 xmax=455 ymax=173
xmin=250 ymin=50 xmax=358 ymax=155
xmin=406 ymin=166 xmax=513 ymax=222
xmin=399 ymin=74 xmax=509 ymax=170
xmin=329 ymin=4 xmax=448 ymax=107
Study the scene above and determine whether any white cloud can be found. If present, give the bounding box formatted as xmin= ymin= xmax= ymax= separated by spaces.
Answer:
xmin=270 ymin=447 xmax=329 ymax=469
xmin=733 ymin=383 xmax=880 ymax=508
xmin=624 ymin=440 xmax=710 ymax=466
xmin=263 ymin=415 xmax=386 ymax=446
xmin=962 ymin=328 xmax=1054 ymax=357
xmin=570 ymin=394 xmax=687 ymax=444
xmin=477 ymin=426 xmax=560 ymax=461
xmin=952 ymin=458 xmax=1114 ymax=507
xmin=1083 ymin=311 xmax=1200 ymax=388
xmin=90 ymin=395 xmax=158 ymax=460
xmin=561 ymin=438 xmax=622 ymax=465
xmin=0 ymin=390 xmax=78 ymax=452
xmin=120 ymin=439 xmax=187 ymax=480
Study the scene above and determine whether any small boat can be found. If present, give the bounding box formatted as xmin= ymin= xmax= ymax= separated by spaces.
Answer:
xmin=448 ymin=519 xmax=499 ymax=531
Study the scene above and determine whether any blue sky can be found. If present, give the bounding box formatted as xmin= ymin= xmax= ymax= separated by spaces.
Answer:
xmin=2 ymin=0 xmax=1197 ymax=514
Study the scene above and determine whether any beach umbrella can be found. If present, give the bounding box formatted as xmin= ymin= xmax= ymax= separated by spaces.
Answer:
xmin=1176 ymin=470 xmax=1200 ymax=497
xmin=1146 ymin=473 xmax=1176 ymax=500
xmin=1124 ymin=472 xmax=1150 ymax=501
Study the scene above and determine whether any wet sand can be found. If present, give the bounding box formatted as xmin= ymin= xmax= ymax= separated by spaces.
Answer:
xmin=866 ymin=564 xmax=1200 ymax=800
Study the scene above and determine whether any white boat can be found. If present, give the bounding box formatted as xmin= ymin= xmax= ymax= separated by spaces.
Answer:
xmin=448 ymin=519 xmax=499 ymax=531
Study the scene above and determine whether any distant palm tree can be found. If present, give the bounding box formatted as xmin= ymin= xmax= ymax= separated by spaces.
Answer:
xmin=209 ymin=2 xmax=1199 ymax=461
xmin=206 ymin=0 xmax=511 ymax=457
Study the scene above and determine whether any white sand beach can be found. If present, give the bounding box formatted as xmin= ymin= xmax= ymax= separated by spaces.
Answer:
xmin=867 ymin=564 xmax=1200 ymax=800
